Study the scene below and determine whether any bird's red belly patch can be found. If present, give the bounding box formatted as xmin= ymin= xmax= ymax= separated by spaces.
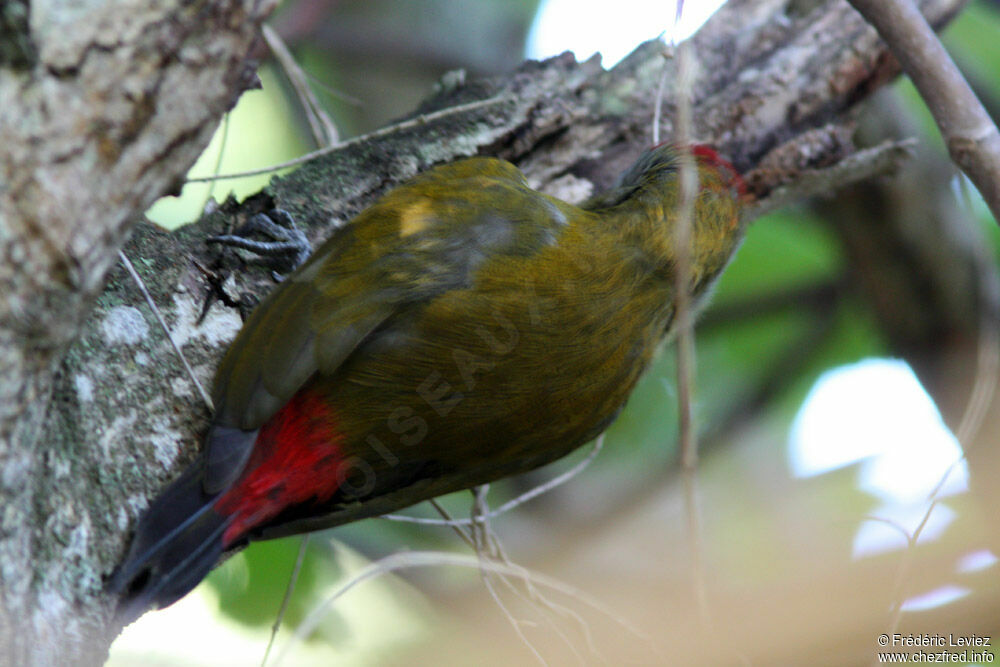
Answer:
xmin=215 ymin=388 xmax=345 ymax=546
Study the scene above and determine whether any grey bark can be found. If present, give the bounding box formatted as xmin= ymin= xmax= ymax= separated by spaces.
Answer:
xmin=0 ymin=0 xmax=276 ymax=663
xmin=0 ymin=0 xmax=970 ymax=664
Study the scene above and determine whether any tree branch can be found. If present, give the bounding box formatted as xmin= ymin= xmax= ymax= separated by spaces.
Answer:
xmin=848 ymin=0 xmax=1000 ymax=223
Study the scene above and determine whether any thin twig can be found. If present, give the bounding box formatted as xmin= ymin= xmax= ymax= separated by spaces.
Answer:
xmin=471 ymin=485 xmax=491 ymax=553
xmin=953 ymin=178 xmax=1000 ymax=448
xmin=672 ymin=39 xmax=698 ymax=470
xmin=377 ymin=432 xmax=607 ymax=658
xmin=486 ymin=532 xmax=600 ymax=663
xmin=487 ymin=435 xmax=602 ymax=518
xmin=468 ymin=486 xmax=550 ymax=666
xmin=185 ymin=95 xmax=511 ymax=183
xmin=198 ymin=112 xmax=230 ymax=217
xmin=743 ymin=140 xmax=917 ymax=221
xmin=871 ymin=173 xmax=1000 ymax=658
xmin=118 ymin=251 xmax=213 ymax=411
xmin=262 ymin=24 xmax=338 ymax=147
xmin=682 ymin=470 xmax=711 ymax=626
xmin=670 ymin=2 xmax=713 ymax=638
xmin=381 ymin=436 xmax=604 ymax=527
xmin=271 ymin=550 xmax=649 ymax=667
xmin=481 ymin=569 xmax=548 ymax=666
xmin=428 ymin=498 xmax=477 ymax=550
xmin=304 ymin=70 xmax=365 ymax=107
xmin=261 ymin=535 xmax=310 ymax=667
xmin=880 ymin=503 xmax=934 ymax=651
xmin=848 ymin=0 xmax=1000 ymax=224
xmin=470 ymin=490 xmax=599 ymax=664
xmin=918 ymin=195 xmax=1000 ymax=500
xmin=651 ymin=52 xmax=671 ymax=146
xmin=860 ymin=515 xmax=915 ymax=544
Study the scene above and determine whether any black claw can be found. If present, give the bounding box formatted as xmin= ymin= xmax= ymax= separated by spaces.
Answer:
xmin=207 ymin=209 xmax=311 ymax=278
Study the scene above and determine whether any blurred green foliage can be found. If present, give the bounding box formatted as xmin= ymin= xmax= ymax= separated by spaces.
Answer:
xmin=146 ymin=65 xmax=309 ymax=229
xmin=208 ymin=537 xmax=349 ymax=643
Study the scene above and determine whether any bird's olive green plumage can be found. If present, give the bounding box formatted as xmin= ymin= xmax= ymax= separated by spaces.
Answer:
xmin=210 ymin=146 xmax=746 ymax=537
xmin=109 ymin=145 xmax=746 ymax=620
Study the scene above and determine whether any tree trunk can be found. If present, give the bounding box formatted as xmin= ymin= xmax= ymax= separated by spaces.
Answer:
xmin=0 ymin=1 xmax=275 ymax=663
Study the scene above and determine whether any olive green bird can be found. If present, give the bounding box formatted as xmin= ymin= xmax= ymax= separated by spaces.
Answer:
xmin=109 ymin=144 xmax=747 ymax=621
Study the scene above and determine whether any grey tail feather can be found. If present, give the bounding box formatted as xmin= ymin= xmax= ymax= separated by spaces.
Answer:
xmin=204 ymin=425 xmax=258 ymax=494
xmin=107 ymin=460 xmax=235 ymax=625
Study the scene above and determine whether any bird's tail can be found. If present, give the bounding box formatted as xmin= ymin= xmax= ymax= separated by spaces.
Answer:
xmin=107 ymin=461 xmax=231 ymax=625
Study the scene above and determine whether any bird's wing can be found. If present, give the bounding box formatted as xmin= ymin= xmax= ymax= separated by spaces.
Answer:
xmin=206 ymin=157 xmax=572 ymax=475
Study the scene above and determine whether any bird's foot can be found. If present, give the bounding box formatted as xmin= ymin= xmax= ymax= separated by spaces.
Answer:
xmin=207 ymin=209 xmax=311 ymax=281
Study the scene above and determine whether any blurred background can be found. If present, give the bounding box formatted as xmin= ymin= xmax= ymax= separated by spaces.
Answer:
xmin=112 ymin=1 xmax=1000 ymax=664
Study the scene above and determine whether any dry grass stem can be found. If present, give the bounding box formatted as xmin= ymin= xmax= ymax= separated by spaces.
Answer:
xmin=118 ymin=250 xmax=213 ymax=411
xmin=262 ymin=25 xmax=338 ymax=148
xmin=382 ymin=436 xmax=603 ymax=528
